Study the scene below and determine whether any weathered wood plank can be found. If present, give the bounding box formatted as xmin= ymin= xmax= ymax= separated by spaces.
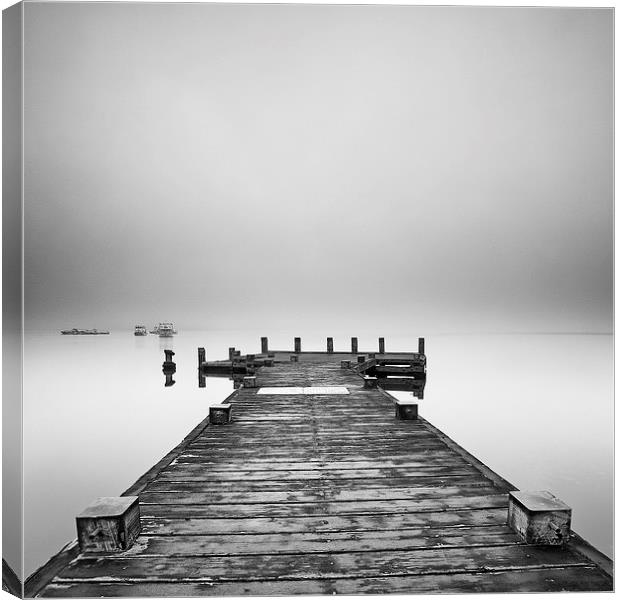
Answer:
xmin=40 ymin=566 xmax=614 ymax=596
xmin=55 ymin=545 xmax=590 ymax=581
xmin=138 ymin=508 xmax=515 ymax=535
xmin=138 ymin=494 xmax=509 ymax=518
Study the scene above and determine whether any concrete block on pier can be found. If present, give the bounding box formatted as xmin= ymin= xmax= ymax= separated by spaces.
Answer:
xmin=508 ymin=491 xmax=571 ymax=546
xmin=364 ymin=376 xmax=378 ymax=389
xmin=243 ymin=376 xmax=258 ymax=388
xmin=209 ymin=403 xmax=232 ymax=425
xmin=263 ymin=359 xmax=274 ymax=367
xmin=395 ymin=399 xmax=418 ymax=420
xmin=341 ymin=360 xmax=351 ymax=369
xmin=290 ymin=355 xmax=299 ymax=362
xmin=357 ymin=355 xmax=366 ymax=364
xmin=76 ymin=496 xmax=140 ymax=553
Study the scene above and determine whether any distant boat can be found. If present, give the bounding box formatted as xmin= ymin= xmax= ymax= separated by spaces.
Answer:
xmin=150 ymin=322 xmax=177 ymax=337
xmin=60 ymin=328 xmax=110 ymax=335
xmin=134 ymin=325 xmax=148 ymax=336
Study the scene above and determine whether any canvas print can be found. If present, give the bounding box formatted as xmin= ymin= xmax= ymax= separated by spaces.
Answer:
xmin=2 ymin=2 xmax=613 ymax=597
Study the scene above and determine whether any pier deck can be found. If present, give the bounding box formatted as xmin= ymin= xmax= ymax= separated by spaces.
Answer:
xmin=31 ymin=350 xmax=612 ymax=596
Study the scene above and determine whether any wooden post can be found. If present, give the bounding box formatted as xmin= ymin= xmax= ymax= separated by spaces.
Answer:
xmin=76 ymin=497 xmax=141 ymax=553
xmin=395 ymin=399 xmax=418 ymax=420
xmin=378 ymin=337 xmax=385 ymax=354
xmin=418 ymin=337 xmax=425 ymax=354
xmin=210 ymin=404 xmax=232 ymax=424
xmin=294 ymin=337 xmax=301 ymax=353
xmin=327 ymin=337 xmax=334 ymax=353
xmin=228 ymin=347 xmax=235 ymax=360
xmin=364 ymin=376 xmax=378 ymax=389
xmin=243 ymin=376 xmax=257 ymax=388
xmin=261 ymin=337 xmax=269 ymax=354
xmin=351 ymin=337 xmax=358 ymax=353
xmin=198 ymin=347 xmax=205 ymax=367
xmin=508 ymin=491 xmax=571 ymax=545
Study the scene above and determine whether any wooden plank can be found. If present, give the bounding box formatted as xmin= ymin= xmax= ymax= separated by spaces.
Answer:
xmin=55 ymin=545 xmax=590 ymax=581
xmin=138 ymin=485 xmax=501 ymax=505
xmin=138 ymin=508 xmax=514 ymax=535
xmin=119 ymin=525 xmax=519 ymax=556
xmin=41 ymin=566 xmax=614 ymax=596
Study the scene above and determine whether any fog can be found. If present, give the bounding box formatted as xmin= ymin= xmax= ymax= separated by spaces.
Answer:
xmin=23 ymin=4 xmax=612 ymax=333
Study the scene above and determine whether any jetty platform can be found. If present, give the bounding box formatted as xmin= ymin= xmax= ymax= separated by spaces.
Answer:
xmin=27 ymin=343 xmax=613 ymax=596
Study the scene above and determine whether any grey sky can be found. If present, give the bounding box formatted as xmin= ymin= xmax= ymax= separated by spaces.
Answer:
xmin=23 ymin=4 xmax=613 ymax=333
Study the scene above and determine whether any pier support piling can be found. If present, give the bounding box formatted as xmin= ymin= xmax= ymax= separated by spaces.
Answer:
xmin=198 ymin=347 xmax=205 ymax=367
xmin=419 ymin=337 xmax=425 ymax=354
xmin=294 ymin=337 xmax=301 ymax=353
xmin=228 ymin=347 xmax=235 ymax=360
xmin=327 ymin=337 xmax=334 ymax=353
xmin=351 ymin=337 xmax=358 ymax=353
xmin=261 ymin=337 xmax=269 ymax=354
xmin=379 ymin=337 xmax=385 ymax=354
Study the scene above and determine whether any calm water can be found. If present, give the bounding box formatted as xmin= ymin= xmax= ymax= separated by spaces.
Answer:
xmin=23 ymin=331 xmax=613 ymax=577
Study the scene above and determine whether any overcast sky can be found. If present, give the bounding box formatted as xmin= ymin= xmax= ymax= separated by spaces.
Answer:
xmin=23 ymin=4 xmax=612 ymax=333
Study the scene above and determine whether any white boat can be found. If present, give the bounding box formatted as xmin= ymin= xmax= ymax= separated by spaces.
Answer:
xmin=134 ymin=325 xmax=148 ymax=336
xmin=150 ymin=322 xmax=177 ymax=337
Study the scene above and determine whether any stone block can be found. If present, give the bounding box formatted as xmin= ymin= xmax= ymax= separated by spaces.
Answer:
xmin=341 ymin=360 xmax=351 ymax=369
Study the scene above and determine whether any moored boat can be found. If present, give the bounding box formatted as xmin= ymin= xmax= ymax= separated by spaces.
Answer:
xmin=60 ymin=328 xmax=110 ymax=335
xmin=150 ymin=322 xmax=177 ymax=337
xmin=134 ymin=325 xmax=148 ymax=336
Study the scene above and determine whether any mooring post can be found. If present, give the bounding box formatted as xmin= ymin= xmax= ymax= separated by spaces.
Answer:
xmin=378 ymin=337 xmax=385 ymax=354
xmin=210 ymin=404 xmax=232 ymax=424
xmin=294 ymin=337 xmax=301 ymax=353
xmin=76 ymin=497 xmax=141 ymax=553
xmin=228 ymin=347 xmax=235 ymax=360
xmin=327 ymin=337 xmax=334 ymax=353
xmin=507 ymin=491 xmax=571 ymax=546
xmin=418 ymin=337 xmax=425 ymax=354
xmin=198 ymin=347 xmax=205 ymax=367
xmin=261 ymin=337 xmax=269 ymax=354
xmin=395 ymin=399 xmax=418 ymax=420
xmin=351 ymin=337 xmax=358 ymax=353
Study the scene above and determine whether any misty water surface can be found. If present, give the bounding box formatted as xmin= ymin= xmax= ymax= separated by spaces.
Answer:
xmin=23 ymin=331 xmax=612 ymax=577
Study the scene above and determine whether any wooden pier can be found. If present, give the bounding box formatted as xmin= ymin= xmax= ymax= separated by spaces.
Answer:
xmin=27 ymin=340 xmax=612 ymax=596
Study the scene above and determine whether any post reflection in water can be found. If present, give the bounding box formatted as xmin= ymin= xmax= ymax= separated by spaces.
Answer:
xmin=162 ymin=349 xmax=176 ymax=387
